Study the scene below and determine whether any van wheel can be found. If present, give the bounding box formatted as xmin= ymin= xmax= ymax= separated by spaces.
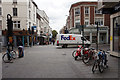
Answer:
xmin=62 ymin=45 xmax=67 ymax=48
xmin=86 ymin=44 xmax=90 ymax=48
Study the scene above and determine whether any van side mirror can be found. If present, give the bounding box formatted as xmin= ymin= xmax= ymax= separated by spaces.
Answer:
xmin=81 ymin=37 xmax=86 ymax=41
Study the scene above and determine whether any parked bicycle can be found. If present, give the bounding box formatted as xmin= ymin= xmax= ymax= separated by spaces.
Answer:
xmin=82 ymin=48 xmax=96 ymax=64
xmin=72 ymin=45 xmax=96 ymax=64
xmin=92 ymin=49 xmax=108 ymax=73
xmin=2 ymin=48 xmax=17 ymax=63
xmin=72 ymin=45 xmax=84 ymax=60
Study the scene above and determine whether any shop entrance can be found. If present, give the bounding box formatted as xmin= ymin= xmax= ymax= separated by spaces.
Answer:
xmin=100 ymin=33 xmax=106 ymax=44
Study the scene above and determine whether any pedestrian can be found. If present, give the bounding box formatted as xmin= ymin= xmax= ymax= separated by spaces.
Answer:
xmin=53 ymin=39 xmax=55 ymax=45
xmin=17 ymin=38 xmax=24 ymax=58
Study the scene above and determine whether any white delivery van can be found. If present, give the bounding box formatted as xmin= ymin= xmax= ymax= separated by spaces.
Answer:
xmin=55 ymin=34 xmax=91 ymax=48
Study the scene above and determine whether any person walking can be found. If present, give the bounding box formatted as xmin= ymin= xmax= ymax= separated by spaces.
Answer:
xmin=53 ymin=39 xmax=55 ymax=45
xmin=17 ymin=38 xmax=24 ymax=58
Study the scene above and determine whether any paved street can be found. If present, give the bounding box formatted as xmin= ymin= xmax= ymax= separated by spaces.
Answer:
xmin=2 ymin=45 xmax=118 ymax=78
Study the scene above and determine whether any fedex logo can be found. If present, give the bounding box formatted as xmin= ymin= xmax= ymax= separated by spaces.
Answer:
xmin=61 ymin=35 xmax=76 ymax=40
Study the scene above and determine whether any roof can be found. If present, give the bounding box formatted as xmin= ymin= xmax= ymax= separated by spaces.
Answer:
xmin=69 ymin=1 xmax=97 ymax=12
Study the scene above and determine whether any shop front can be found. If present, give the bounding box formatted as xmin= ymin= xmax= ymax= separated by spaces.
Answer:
xmin=98 ymin=1 xmax=120 ymax=57
xmin=113 ymin=16 xmax=120 ymax=53
xmin=69 ymin=26 xmax=109 ymax=44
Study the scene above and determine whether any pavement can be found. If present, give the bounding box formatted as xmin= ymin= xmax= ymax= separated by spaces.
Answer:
xmin=2 ymin=44 xmax=119 ymax=79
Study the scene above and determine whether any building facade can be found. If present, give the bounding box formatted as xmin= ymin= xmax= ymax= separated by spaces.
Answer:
xmin=66 ymin=2 xmax=110 ymax=44
xmin=36 ymin=9 xmax=52 ymax=44
xmin=0 ymin=0 xmax=2 ymax=52
xmin=1 ymin=0 xmax=51 ymax=47
xmin=98 ymin=0 xmax=120 ymax=57
xmin=1 ymin=0 xmax=38 ymax=47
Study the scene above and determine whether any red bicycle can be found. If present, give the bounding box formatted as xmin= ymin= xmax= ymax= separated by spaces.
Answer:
xmin=82 ymin=48 xmax=96 ymax=64
xmin=72 ymin=45 xmax=96 ymax=64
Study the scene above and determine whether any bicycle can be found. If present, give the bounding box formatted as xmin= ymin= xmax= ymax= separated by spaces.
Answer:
xmin=82 ymin=48 xmax=96 ymax=64
xmin=92 ymin=50 xmax=108 ymax=73
xmin=2 ymin=49 xmax=17 ymax=63
xmin=72 ymin=45 xmax=84 ymax=60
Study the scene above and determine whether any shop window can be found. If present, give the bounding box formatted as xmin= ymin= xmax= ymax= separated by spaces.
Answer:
xmin=113 ymin=17 xmax=120 ymax=52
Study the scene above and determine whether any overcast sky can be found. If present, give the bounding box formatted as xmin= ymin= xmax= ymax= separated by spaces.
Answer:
xmin=34 ymin=0 xmax=97 ymax=33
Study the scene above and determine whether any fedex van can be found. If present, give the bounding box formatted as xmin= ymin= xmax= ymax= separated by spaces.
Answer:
xmin=55 ymin=34 xmax=91 ymax=48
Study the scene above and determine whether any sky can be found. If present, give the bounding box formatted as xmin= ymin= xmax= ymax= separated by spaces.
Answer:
xmin=34 ymin=0 xmax=97 ymax=33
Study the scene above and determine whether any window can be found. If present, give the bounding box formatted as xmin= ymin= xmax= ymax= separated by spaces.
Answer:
xmin=95 ymin=18 xmax=103 ymax=26
xmin=0 ymin=7 xmax=1 ymax=15
xmin=29 ymin=22 xmax=31 ymax=28
xmin=0 ymin=0 xmax=2 ymax=3
xmin=29 ymin=0 xmax=31 ymax=8
xmin=44 ymin=27 xmax=46 ymax=32
xmin=85 ymin=18 xmax=89 ymax=26
xmin=113 ymin=17 xmax=120 ymax=52
xmin=13 ymin=21 xmax=20 ymax=28
xmin=95 ymin=7 xmax=102 ymax=14
xmin=85 ymin=7 xmax=89 ymax=14
xmin=13 ymin=8 xmax=17 ymax=16
xmin=0 ymin=20 xmax=2 ymax=29
xmin=75 ymin=8 xmax=80 ymax=16
xmin=29 ymin=10 xmax=31 ymax=19
xmin=75 ymin=22 xmax=80 ymax=28
xmin=13 ymin=0 xmax=17 ymax=4
xmin=75 ymin=19 xmax=80 ymax=28
xmin=33 ymin=14 xmax=35 ymax=22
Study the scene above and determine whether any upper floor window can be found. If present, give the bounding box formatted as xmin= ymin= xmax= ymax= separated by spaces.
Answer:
xmin=75 ymin=8 xmax=80 ymax=16
xmin=0 ymin=0 xmax=2 ymax=4
xmin=95 ymin=18 xmax=103 ymax=26
xmin=85 ymin=7 xmax=89 ymax=14
xmin=29 ymin=22 xmax=31 ymax=28
xmin=85 ymin=18 xmax=89 ymax=26
xmin=13 ymin=8 xmax=17 ymax=16
xmin=29 ymin=0 xmax=31 ymax=8
xmin=13 ymin=21 xmax=20 ymax=28
xmin=75 ymin=20 xmax=80 ymax=28
xmin=0 ymin=7 xmax=2 ymax=16
xmin=13 ymin=0 xmax=17 ymax=4
xmin=29 ymin=10 xmax=31 ymax=19
xmin=95 ymin=7 xmax=102 ymax=14
xmin=33 ymin=14 xmax=35 ymax=22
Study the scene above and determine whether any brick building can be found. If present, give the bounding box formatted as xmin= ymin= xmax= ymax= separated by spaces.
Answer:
xmin=66 ymin=2 xmax=110 ymax=44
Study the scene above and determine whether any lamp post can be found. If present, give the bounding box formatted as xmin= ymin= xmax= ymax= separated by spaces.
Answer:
xmin=96 ymin=22 xmax=99 ymax=51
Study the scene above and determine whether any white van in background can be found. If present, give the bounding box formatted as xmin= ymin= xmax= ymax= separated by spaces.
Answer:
xmin=55 ymin=34 xmax=91 ymax=48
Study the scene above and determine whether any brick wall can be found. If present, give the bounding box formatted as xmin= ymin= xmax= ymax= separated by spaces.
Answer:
xmin=81 ymin=6 xmax=84 ymax=25
xmin=90 ymin=6 xmax=94 ymax=24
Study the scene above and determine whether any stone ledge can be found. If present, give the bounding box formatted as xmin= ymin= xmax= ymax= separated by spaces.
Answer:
xmin=110 ymin=51 xmax=120 ymax=58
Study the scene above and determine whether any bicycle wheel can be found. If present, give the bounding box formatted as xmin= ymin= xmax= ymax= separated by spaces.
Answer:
xmin=72 ymin=50 xmax=77 ymax=58
xmin=99 ymin=61 xmax=104 ymax=73
xmin=92 ymin=60 xmax=98 ymax=73
xmin=2 ymin=53 xmax=11 ymax=63
xmin=11 ymin=51 xmax=17 ymax=59
xmin=82 ymin=54 xmax=90 ymax=64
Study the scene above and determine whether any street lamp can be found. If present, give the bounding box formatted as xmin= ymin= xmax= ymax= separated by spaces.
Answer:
xmin=96 ymin=22 xmax=99 ymax=51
